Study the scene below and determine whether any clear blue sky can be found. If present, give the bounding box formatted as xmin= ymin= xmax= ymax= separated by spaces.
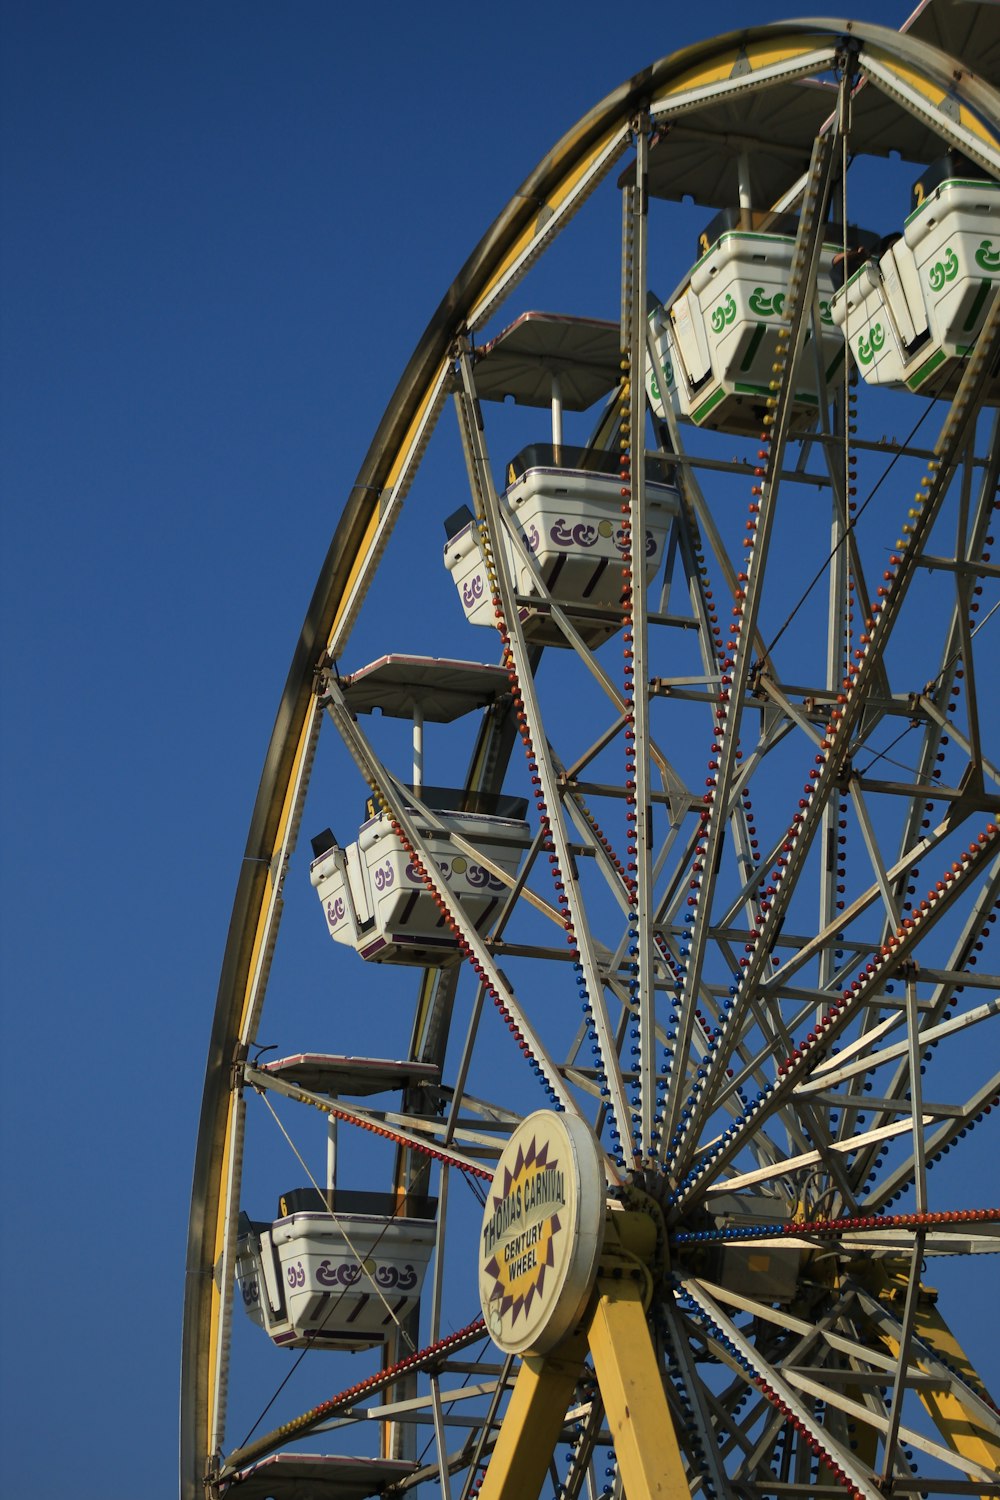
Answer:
xmin=0 ymin=1 xmax=966 ymax=1493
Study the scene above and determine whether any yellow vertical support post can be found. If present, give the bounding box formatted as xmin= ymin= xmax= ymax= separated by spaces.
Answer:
xmin=874 ymin=1273 xmax=1000 ymax=1500
xmin=476 ymin=1333 xmax=586 ymax=1500
xmin=908 ymin=1298 xmax=1000 ymax=1498
xmin=587 ymin=1271 xmax=689 ymax=1497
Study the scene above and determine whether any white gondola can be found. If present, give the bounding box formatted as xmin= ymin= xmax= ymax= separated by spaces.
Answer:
xmin=309 ymin=657 xmax=529 ymax=965
xmin=311 ymin=795 xmax=529 ymax=964
xmin=238 ymin=1191 xmax=437 ymax=1352
xmin=443 ymin=312 xmax=680 ymax=647
xmin=830 ymin=157 xmax=1000 ymax=398
xmin=237 ymin=1057 xmax=442 ymax=1353
xmin=646 ymin=209 xmax=857 ymax=436
xmin=444 ymin=449 xmax=678 ymax=648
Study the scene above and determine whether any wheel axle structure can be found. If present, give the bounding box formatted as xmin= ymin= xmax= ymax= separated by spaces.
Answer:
xmin=183 ymin=11 xmax=1000 ymax=1500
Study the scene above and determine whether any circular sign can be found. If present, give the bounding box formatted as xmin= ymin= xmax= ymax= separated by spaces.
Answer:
xmin=478 ymin=1110 xmax=605 ymax=1355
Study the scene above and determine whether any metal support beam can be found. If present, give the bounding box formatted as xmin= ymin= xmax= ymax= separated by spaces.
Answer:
xmin=623 ymin=117 xmax=657 ymax=1161
xmin=453 ymin=343 xmax=631 ymax=1163
xmin=662 ymin=120 xmax=841 ymax=1159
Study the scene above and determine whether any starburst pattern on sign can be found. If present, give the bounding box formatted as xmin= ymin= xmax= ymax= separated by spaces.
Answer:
xmin=482 ymin=1136 xmax=564 ymax=1325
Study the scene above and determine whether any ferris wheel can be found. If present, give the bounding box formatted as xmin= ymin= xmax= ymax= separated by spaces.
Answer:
xmin=182 ymin=10 xmax=1000 ymax=1500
